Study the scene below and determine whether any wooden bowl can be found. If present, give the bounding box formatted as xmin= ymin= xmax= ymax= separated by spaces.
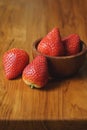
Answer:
xmin=32 ymin=38 xmax=87 ymax=78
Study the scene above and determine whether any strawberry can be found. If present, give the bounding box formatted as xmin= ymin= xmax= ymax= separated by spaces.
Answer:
xmin=62 ymin=34 xmax=80 ymax=56
xmin=22 ymin=55 xmax=48 ymax=88
xmin=3 ymin=48 xmax=29 ymax=79
xmin=37 ymin=28 xmax=64 ymax=56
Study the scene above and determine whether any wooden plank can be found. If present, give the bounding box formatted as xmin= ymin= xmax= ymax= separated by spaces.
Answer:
xmin=0 ymin=0 xmax=87 ymax=129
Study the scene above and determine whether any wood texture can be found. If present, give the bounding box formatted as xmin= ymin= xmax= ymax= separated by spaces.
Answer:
xmin=0 ymin=0 xmax=87 ymax=129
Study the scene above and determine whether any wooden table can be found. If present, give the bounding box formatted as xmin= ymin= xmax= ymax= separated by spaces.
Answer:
xmin=0 ymin=0 xmax=87 ymax=129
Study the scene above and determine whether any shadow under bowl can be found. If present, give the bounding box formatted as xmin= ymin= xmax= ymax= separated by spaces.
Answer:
xmin=32 ymin=38 xmax=87 ymax=78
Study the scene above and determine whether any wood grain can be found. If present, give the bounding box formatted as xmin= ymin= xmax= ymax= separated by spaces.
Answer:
xmin=0 ymin=0 xmax=87 ymax=129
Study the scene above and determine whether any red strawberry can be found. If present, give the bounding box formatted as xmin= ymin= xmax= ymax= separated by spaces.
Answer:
xmin=3 ymin=48 xmax=29 ymax=79
xmin=37 ymin=28 xmax=64 ymax=56
xmin=22 ymin=55 xmax=48 ymax=88
xmin=62 ymin=34 xmax=80 ymax=56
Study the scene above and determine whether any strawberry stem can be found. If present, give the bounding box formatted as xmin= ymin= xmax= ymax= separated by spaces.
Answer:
xmin=30 ymin=84 xmax=34 ymax=89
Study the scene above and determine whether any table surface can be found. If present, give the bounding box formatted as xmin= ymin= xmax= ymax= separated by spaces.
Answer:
xmin=0 ymin=0 xmax=87 ymax=122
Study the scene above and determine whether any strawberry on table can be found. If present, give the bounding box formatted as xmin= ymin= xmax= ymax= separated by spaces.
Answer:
xmin=22 ymin=55 xmax=49 ymax=88
xmin=37 ymin=27 xmax=64 ymax=56
xmin=62 ymin=34 xmax=80 ymax=56
xmin=3 ymin=48 xmax=29 ymax=79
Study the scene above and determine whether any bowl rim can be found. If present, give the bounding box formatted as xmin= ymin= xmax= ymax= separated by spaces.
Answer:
xmin=33 ymin=38 xmax=87 ymax=59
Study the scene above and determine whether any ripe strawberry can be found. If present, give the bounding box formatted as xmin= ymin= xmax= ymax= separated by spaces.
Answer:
xmin=22 ymin=55 xmax=48 ymax=88
xmin=37 ymin=28 xmax=64 ymax=56
xmin=3 ymin=48 xmax=29 ymax=79
xmin=62 ymin=34 xmax=80 ymax=56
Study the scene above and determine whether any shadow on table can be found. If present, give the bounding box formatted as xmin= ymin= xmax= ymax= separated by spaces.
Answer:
xmin=0 ymin=120 xmax=87 ymax=130
xmin=38 ymin=77 xmax=63 ymax=91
